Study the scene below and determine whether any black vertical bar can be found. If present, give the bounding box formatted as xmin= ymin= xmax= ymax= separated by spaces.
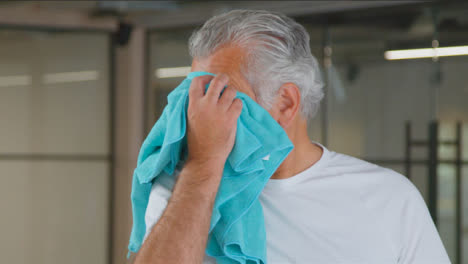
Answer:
xmin=428 ymin=121 xmax=439 ymax=227
xmin=405 ymin=121 xmax=412 ymax=179
xmin=107 ymin=33 xmax=116 ymax=264
xmin=455 ymin=122 xmax=462 ymax=264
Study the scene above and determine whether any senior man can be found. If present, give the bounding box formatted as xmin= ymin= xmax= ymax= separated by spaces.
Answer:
xmin=134 ymin=9 xmax=450 ymax=264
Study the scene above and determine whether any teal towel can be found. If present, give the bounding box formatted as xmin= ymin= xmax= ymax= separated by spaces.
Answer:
xmin=127 ymin=71 xmax=294 ymax=263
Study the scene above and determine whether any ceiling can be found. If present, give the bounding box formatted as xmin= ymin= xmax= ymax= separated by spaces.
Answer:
xmin=0 ymin=1 xmax=436 ymax=28
xmin=2 ymin=1 xmax=466 ymax=35
xmin=1 ymin=0 xmax=467 ymax=64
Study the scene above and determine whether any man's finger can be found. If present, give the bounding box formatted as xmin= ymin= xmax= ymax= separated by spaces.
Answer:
xmin=189 ymin=75 xmax=214 ymax=100
xmin=227 ymin=98 xmax=243 ymax=121
xmin=205 ymin=73 xmax=229 ymax=102
xmin=218 ymin=86 xmax=238 ymax=111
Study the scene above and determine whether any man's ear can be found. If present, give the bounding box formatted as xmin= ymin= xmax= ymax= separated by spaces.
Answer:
xmin=269 ymin=83 xmax=301 ymax=128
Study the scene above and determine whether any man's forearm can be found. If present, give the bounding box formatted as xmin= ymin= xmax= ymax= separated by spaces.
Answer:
xmin=134 ymin=159 xmax=224 ymax=264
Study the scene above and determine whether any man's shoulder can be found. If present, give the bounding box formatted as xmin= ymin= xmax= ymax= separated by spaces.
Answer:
xmin=327 ymin=151 xmax=419 ymax=198
xmin=327 ymin=151 xmax=429 ymax=227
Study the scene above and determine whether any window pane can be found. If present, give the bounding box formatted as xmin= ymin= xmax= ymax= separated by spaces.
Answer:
xmin=326 ymin=61 xmax=433 ymax=159
xmin=0 ymin=160 xmax=110 ymax=264
xmin=438 ymin=164 xmax=456 ymax=261
xmin=147 ymin=29 xmax=194 ymax=131
xmin=0 ymin=31 xmax=110 ymax=155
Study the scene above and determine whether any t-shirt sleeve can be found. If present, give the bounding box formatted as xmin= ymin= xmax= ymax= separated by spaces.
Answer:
xmin=143 ymin=183 xmax=172 ymax=242
xmin=397 ymin=185 xmax=451 ymax=264
xmin=143 ymin=170 xmax=178 ymax=242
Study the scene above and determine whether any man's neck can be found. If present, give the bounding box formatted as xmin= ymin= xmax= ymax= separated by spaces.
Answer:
xmin=270 ymin=139 xmax=323 ymax=180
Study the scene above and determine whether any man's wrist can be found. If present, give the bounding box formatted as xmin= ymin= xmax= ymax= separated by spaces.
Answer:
xmin=175 ymin=158 xmax=225 ymax=198
xmin=184 ymin=157 xmax=226 ymax=177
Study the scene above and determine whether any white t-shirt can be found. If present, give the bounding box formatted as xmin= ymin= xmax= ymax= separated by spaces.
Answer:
xmin=143 ymin=143 xmax=451 ymax=264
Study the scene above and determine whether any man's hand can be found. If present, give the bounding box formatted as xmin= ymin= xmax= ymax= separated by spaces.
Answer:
xmin=133 ymin=73 xmax=243 ymax=264
xmin=186 ymin=73 xmax=243 ymax=169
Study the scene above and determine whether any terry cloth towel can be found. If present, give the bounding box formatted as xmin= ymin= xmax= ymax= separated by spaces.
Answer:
xmin=127 ymin=71 xmax=294 ymax=264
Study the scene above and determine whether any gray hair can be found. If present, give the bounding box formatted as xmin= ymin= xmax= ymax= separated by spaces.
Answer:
xmin=188 ymin=9 xmax=324 ymax=121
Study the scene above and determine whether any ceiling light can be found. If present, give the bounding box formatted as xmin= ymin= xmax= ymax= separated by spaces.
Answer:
xmin=384 ymin=45 xmax=468 ymax=60
xmin=43 ymin=71 xmax=99 ymax=84
xmin=155 ymin=66 xmax=191 ymax=79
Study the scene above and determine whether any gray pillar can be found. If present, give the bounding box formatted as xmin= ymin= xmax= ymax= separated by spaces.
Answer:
xmin=112 ymin=26 xmax=146 ymax=264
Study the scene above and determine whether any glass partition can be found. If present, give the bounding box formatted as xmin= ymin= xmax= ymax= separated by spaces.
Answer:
xmin=146 ymin=27 xmax=194 ymax=131
xmin=0 ymin=29 xmax=111 ymax=264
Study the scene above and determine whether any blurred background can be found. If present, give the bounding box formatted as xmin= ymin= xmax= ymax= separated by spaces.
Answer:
xmin=0 ymin=1 xmax=467 ymax=264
